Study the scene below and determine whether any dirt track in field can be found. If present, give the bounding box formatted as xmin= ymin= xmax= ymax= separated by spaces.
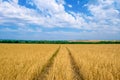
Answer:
xmin=33 ymin=46 xmax=84 ymax=80
xmin=32 ymin=46 xmax=60 ymax=80
xmin=66 ymin=47 xmax=84 ymax=80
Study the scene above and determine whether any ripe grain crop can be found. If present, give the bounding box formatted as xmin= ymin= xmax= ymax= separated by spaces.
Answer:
xmin=66 ymin=44 xmax=120 ymax=80
xmin=0 ymin=44 xmax=120 ymax=80
xmin=0 ymin=44 xmax=59 ymax=80
xmin=45 ymin=46 xmax=73 ymax=80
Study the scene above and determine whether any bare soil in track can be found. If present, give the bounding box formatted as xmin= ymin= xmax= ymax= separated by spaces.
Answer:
xmin=66 ymin=47 xmax=84 ymax=80
xmin=32 ymin=46 xmax=60 ymax=80
xmin=33 ymin=46 xmax=84 ymax=80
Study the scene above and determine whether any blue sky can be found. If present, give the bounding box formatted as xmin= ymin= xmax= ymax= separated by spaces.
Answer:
xmin=0 ymin=0 xmax=120 ymax=40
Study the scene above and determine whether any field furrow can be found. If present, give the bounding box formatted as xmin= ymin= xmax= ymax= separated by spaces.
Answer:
xmin=45 ymin=46 xmax=73 ymax=80
xmin=32 ymin=46 xmax=60 ymax=80
xmin=66 ymin=47 xmax=84 ymax=80
xmin=66 ymin=44 xmax=120 ymax=80
xmin=0 ymin=44 xmax=59 ymax=80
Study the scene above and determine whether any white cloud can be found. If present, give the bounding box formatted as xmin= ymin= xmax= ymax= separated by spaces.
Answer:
xmin=12 ymin=0 xmax=18 ymax=4
xmin=0 ymin=27 xmax=42 ymax=32
xmin=0 ymin=0 xmax=120 ymax=34
xmin=32 ymin=0 xmax=65 ymax=14
xmin=0 ymin=1 xmax=47 ymax=27
xmin=88 ymin=5 xmax=119 ymax=20
xmin=86 ymin=0 xmax=120 ymax=32
xmin=0 ymin=0 xmax=85 ymax=29
xmin=68 ymin=4 xmax=72 ymax=8
xmin=26 ymin=0 xmax=34 ymax=6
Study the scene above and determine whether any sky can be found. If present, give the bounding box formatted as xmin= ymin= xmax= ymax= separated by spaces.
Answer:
xmin=0 ymin=0 xmax=120 ymax=40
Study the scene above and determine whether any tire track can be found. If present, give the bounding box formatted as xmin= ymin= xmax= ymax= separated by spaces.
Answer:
xmin=66 ymin=47 xmax=84 ymax=80
xmin=32 ymin=46 xmax=61 ymax=80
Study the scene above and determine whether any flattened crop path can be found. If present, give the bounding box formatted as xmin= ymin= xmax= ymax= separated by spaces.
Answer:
xmin=66 ymin=47 xmax=84 ymax=80
xmin=33 ymin=46 xmax=60 ymax=80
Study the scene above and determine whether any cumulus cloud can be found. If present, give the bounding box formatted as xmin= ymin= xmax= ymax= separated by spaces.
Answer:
xmin=0 ymin=1 xmax=43 ymax=26
xmin=0 ymin=0 xmax=120 ymax=33
xmin=0 ymin=0 xmax=85 ymax=29
xmin=85 ymin=0 xmax=120 ymax=32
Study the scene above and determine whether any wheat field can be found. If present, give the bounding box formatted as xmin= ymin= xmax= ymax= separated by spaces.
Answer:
xmin=0 ymin=44 xmax=120 ymax=80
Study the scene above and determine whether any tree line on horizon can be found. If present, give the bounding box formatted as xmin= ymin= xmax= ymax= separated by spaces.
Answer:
xmin=0 ymin=40 xmax=120 ymax=44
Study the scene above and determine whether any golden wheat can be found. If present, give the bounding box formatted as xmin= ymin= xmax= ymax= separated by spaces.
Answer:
xmin=46 ymin=46 xmax=73 ymax=80
xmin=66 ymin=44 xmax=120 ymax=80
xmin=0 ymin=44 xmax=58 ymax=80
xmin=0 ymin=44 xmax=120 ymax=80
